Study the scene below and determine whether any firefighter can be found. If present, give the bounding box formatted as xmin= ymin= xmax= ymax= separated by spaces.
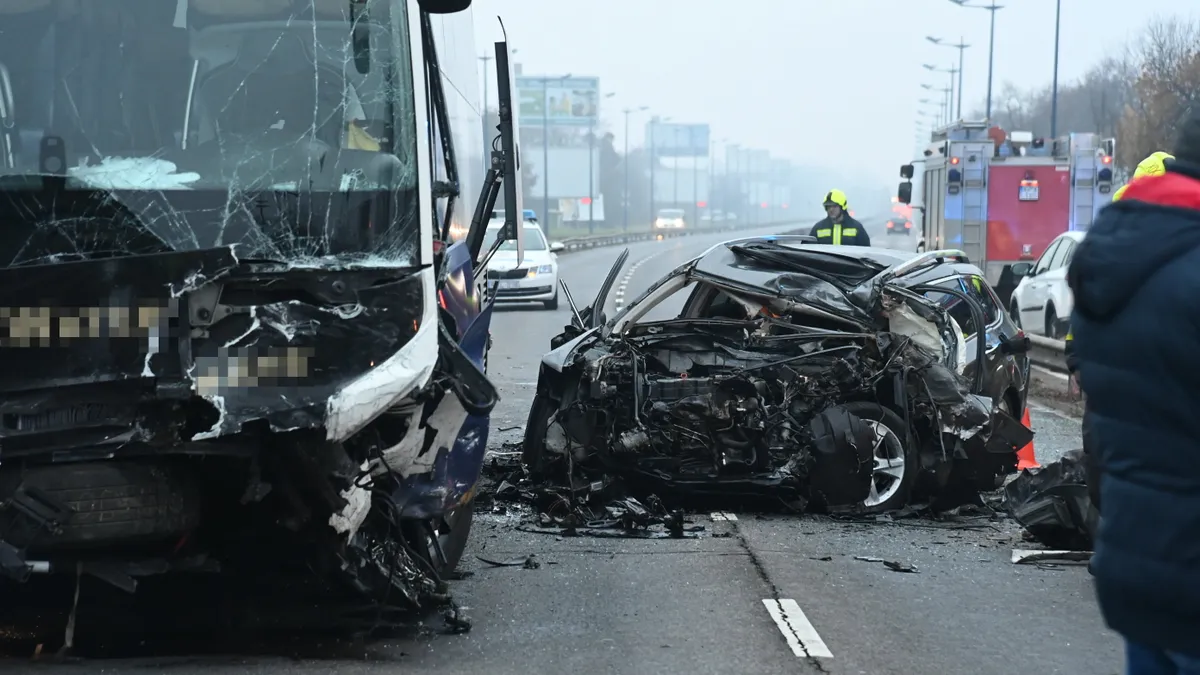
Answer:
xmin=809 ymin=190 xmax=871 ymax=246
xmin=1110 ymin=150 xmax=1174 ymax=201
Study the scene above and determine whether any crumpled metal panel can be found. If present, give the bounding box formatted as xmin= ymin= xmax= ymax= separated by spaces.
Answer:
xmin=1004 ymin=448 xmax=1097 ymax=550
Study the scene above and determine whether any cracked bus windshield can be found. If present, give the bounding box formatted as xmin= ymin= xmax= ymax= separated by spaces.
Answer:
xmin=0 ymin=0 xmax=418 ymax=264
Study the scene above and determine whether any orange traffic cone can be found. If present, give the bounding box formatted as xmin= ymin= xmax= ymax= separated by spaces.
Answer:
xmin=1016 ymin=406 xmax=1040 ymax=470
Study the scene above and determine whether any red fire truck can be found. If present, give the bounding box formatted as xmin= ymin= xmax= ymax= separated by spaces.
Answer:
xmin=896 ymin=120 xmax=1116 ymax=305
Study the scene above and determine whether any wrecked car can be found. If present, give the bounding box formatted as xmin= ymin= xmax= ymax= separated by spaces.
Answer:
xmin=522 ymin=237 xmax=1035 ymax=514
xmin=0 ymin=0 xmax=516 ymax=612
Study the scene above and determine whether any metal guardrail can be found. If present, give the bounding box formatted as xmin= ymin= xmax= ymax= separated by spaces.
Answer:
xmin=552 ymin=219 xmax=812 ymax=255
xmin=1028 ymin=334 xmax=1068 ymax=373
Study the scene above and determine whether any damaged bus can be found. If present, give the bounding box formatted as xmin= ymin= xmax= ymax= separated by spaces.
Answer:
xmin=0 ymin=0 xmax=523 ymax=613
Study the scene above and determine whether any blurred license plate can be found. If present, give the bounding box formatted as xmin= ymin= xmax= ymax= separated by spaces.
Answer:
xmin=1018 ymin=185 xmax=1039 ymax=201
xmin=498 ymin=280 xmax=517 ymax=289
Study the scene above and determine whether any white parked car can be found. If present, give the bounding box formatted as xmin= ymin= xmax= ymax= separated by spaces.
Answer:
xmin=484 ymin=220 xmax=564 ymax=310
xmin=1008 ymin=231 xmax=1085 ymax=339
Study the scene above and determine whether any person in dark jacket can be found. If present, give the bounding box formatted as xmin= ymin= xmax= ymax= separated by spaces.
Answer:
xmin=808 ymin=189 xmax=870 ymax=246
xmin=1067 ymin=115 xmax=1200 ymax=672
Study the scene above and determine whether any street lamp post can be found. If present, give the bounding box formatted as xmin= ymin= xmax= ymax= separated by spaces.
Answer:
xmin=648 ymin=116 xmax=671 ymax=227
xmin=622 ymin=105 xmax=648 ymax=232
xmin=708 ymin=137 xmax=724 ymax=223
xmin=725 ymin=143 xmax=737 ymax=218
xmin=587 ymin=91 xmax=616 ymax=234
xmin=923 ymin=65 xmax=959 ymax=122
xmin=673 ymin=154 xmax=679 ymax=208
xmin=692 ymin=130 xmax=700 ymax=226
xmin=927 ymin=37 xmax=969 ymax=119
xmin=1050 ymin=0 xmax=1062 ymax=138
xmin=951 ymin=2 xmax=1003 ymax=121
xmin=540 ymin=74 xmax=571 ymax=236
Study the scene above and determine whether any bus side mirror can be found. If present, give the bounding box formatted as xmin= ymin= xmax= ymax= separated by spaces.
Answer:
xmin=900 ymin=164 xmax=914 ymax=179
xmin=416 ymin=0 xmax=472 ymax=12
xmin=898 ymin=181 xmax=912 ymax=204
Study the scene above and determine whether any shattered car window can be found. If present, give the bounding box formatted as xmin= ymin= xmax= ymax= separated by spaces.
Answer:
xmin=924 ymin=279 xmax=980 ymax=336
xmin=0 ymin=0 xmax=419 ymax=264
xmin=963 ymin=275 xmax=1001 ymax=325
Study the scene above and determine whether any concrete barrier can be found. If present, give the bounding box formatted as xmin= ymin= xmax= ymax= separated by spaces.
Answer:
xmin=1028 ymin=334 xmax=1068 ymax=373
xmin=552 ymin=219 xmax=812 ymax=255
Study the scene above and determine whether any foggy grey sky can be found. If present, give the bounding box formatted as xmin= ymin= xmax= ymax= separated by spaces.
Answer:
xmin=474 ymin=1 xmax=1193 ymax=185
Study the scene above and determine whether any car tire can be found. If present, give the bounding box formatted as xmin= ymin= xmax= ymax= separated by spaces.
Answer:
xmin=1045 ymin=304 xmax=1065 ymax=339
xmin=544 ymin=291 xmax=559 ymax=310
xmin=841 ymin=401 xmax=918 ymax=514
xmin=401 ymin=505 xmax=474 ymax=578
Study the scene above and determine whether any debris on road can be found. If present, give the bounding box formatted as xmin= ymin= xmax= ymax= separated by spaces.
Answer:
xmin=520 ymin=240 xmax=1034 ymax=520
xmin=854 ymin=556 xmax=919 ymax=573
xmin=476 ymin=554 xmax=542 ymax=569
xmin=477 ymin=451 xmax=705 ymax=539
xmin=1011 ymin=549 xmax=1092 ymax=565
xmin=1004 ymin=448 xmax=1097 ymax=550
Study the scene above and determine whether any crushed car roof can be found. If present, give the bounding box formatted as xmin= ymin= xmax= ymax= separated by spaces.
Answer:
xmin=694 ymin=239 xmax=983 ymax=290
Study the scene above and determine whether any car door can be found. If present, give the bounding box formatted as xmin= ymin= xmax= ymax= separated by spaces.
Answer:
xmin=924 ymin=275 xmax=1014 ymax=402
xmin=1039 ymin=238 xmax=1076 ymax=335
xmin=960 ymin=274 xmax=1025 ymax=406
xmin=1016 ymin=238 xmax=1062 ymax=329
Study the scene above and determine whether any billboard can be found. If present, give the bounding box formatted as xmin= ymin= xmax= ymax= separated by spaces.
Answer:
xmin=516 ymin=76 xmax=600 ymax=127
xmin=651 ymin=165 xmax=709 ymax=205
xmin=745 ymin=149 xmax=771 ymax=178
xmin=523 ymin=147 xmax=600 ymax=199
xmin=647 ymin=122 xmax=710 ymax=157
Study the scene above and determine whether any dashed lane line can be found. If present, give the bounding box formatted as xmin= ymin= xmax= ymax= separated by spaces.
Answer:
xmin=763 ymin=598 xmax=834 ymax=659
xmin=614 ymin=247 xmax=672 ymax=309
xmin=710 ymin=512 xmax=738 ymax=521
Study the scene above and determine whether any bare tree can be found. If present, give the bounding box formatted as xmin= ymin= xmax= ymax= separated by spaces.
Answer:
xmin=1118 ymin=17 xmax=1200 ymax=166
xmin=1083 ymin=53 xmax=1135 ymax=138
xmin=964 ymin=16 xmax=1200 ymax=170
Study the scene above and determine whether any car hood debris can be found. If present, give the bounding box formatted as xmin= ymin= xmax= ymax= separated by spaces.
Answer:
xmin=1004 ymin=448 xmax=1097 ymax=551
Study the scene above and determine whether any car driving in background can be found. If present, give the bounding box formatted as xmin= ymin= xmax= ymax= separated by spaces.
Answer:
xmin=484 ymin=219 xmax=564 ymax=310
xmin=886 ymin=215 xmax=913 ymax=237
xmin=654 ymin=208 xmax=687 ymax=229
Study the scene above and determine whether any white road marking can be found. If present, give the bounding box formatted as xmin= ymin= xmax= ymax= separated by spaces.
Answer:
xmin=613 ymin=247 xmax=672 ymax=308
xmin=710 ymin=512 xmax=738 ymax=521
xmin=763 ymin=599 xmax=833 ymax=659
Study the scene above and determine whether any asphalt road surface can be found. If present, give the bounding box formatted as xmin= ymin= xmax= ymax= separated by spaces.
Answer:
xmin=3 ymin=222 xmax=1120 ymax=674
